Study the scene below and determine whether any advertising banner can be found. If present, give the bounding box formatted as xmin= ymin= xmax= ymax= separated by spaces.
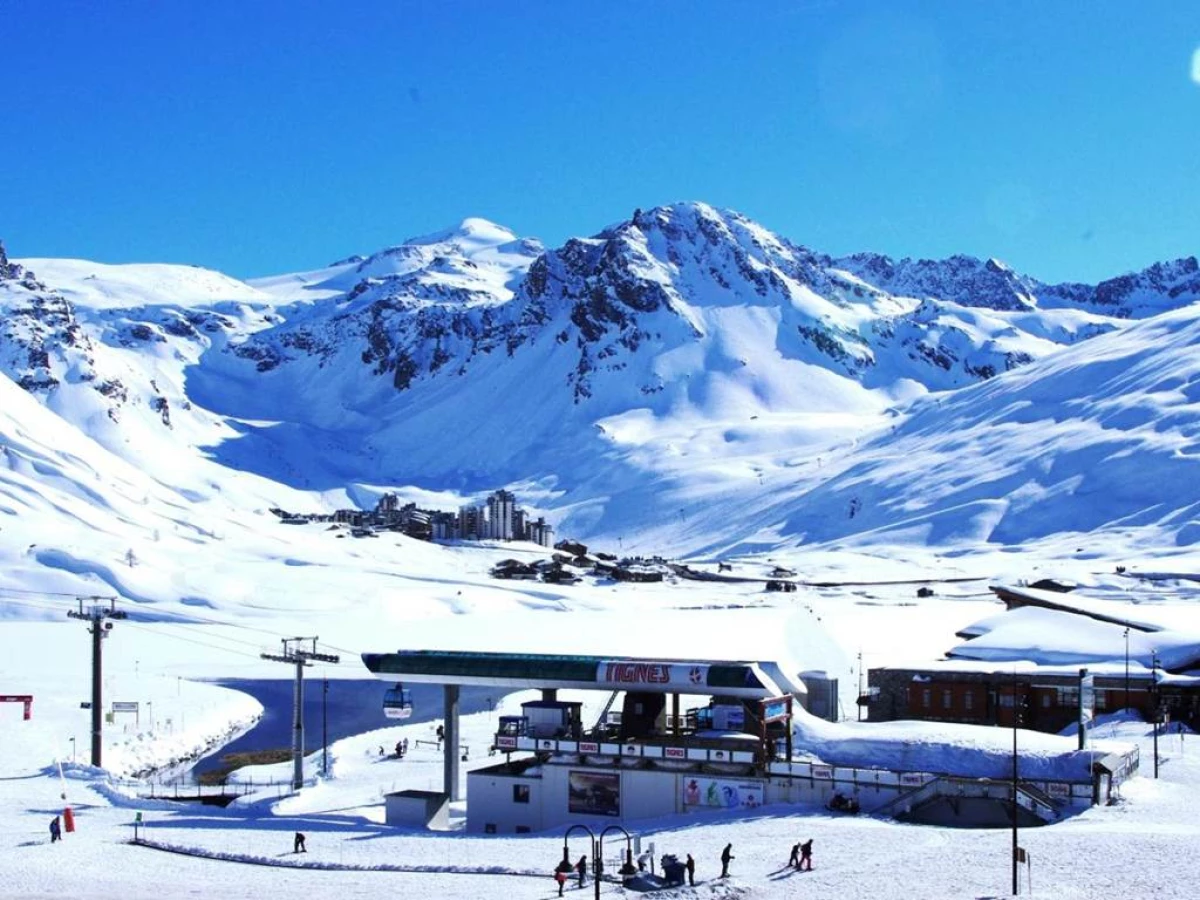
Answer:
xmin=111 ymin=701 xmax=139 ymax=713
xmin=680 ymin=776 xmax=763 ymax=810
xmin=568 ymin=770 xmax=620 ymax=817
xmin=762 ymin=698 xmax=790 ymax=722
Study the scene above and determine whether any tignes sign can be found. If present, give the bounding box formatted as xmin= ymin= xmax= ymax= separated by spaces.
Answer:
xmin=597 ymin=660 xmax=709 ymax=690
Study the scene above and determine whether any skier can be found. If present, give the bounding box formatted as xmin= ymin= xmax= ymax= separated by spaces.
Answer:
xmin=799 ymin=838 xmax=813 ymax=871
xmin=788 ymin=842 xmax=800 ymax=868
xmin=686 ymin=853 xmax=696 ymax=886
xmin=294 ymin=831 xmax=307 ymax=853
xmin=554 ymin=867 xmax=568 ymax=896
xmin=49 ymin=816 xmax=61 ymax=843
xmin=720 ymin=843 xmax=734 ymax=878
xmin=575 ymin=854 xmax=588 ymax=888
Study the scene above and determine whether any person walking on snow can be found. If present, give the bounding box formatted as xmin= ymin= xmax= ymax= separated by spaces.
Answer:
xmin=294 ymin=832 xmax=307 ymax=853
xmin=720 ymin=843 xmax=734 ymax=878
xmin=575 ymin=854 xmax=587 ymax=888
xmin=799 ymin=838 xmax=813 ymax=871
xmin=788 ymin=842 xmax=800 ymax=868
xmin=686 ymin=853 xmax=696 ymax=886
xmin=49 ymin=816 xmax=61 ymax=843
xmin=554 ymin=867 xmax=568 ymax=896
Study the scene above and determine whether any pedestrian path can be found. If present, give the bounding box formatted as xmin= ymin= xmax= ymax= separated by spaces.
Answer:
xmin=129 ymin=836 xmax=548 ymax=880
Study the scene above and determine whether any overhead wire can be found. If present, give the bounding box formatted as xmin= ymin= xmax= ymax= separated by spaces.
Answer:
xmin=120 ymin=620 xmax=265 ymax=661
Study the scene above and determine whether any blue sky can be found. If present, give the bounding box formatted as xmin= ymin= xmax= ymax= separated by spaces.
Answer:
xmin=3 ymin=1 xmax=1197 ymax=283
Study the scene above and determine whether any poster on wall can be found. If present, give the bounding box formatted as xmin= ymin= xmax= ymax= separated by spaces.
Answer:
xmin=680 ymin=776 xmax=763 ymax=811
xmin=568 ymin=770 xmax=621 ymax=817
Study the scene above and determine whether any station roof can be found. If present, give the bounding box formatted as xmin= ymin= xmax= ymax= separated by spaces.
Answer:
xmin=361 ymin=649 xmax=785 ymax=698
xmin=360 ymin=607 xmax=850 ymax=698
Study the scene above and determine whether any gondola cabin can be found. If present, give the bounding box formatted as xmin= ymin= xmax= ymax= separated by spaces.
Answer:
xmin=383 ymin=683 xmax=414 ymax=720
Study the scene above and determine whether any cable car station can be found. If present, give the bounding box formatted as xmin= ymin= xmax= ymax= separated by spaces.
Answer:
xmin=361 ymin=647 xmax=839 ymax=833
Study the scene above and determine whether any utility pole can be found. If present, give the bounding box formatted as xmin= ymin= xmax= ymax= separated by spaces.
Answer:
xmin=1152 ymin=650 xmax=1160 ymax=779
xmin=857 ymin=650 xmax=865 ymax=721
xmin=67 ymin=597 xmax=125 ymax=768
xmin=1011 ymin=674 xmax=1025 ymax=896
xmin=261 ymin=638 xmax=339 ymax=790
xmin=1124 ymin=627 xmax=1131 ymax=713
xmin=322 ymin=676 xmax=329 ymax=778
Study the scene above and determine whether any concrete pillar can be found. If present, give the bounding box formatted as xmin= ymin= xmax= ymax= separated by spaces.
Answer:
xmin=444 ymin=684 xmax=461 ymax=802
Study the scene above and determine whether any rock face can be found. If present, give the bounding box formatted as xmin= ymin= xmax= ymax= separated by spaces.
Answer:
xmin=222 ymin=203 xmax=1200 ymax=407
xmin=0 ymin=247 xmax=95 ymax=396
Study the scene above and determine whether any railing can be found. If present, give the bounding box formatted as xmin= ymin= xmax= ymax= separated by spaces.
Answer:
xmin=107 ymin=775 xmax=304 ymax=800
xmin=499 ymin=734 xmax=758 ymax=766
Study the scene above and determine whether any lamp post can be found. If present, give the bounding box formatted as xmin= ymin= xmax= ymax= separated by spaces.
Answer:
xmin=599 ymin=824 xmax=639 ymax=897
xmin=1012 ymin=674 xmax=1020 ymax=896
xmin=1152 ymin=650 xmax=1160 ymax=779
xmin=1124 ymin=627 xmax=1131 ymax=714
xmin=322 ymin=676 xmax=329 ymax=778
xmin=560 ymin=825 xmax=596 ymax=895
xmin=69 ymin=736 xmax=76 ymax=763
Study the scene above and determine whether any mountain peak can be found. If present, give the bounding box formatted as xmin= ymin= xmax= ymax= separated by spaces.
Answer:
xmin=405 ymin=217 xmax=518 ymax=249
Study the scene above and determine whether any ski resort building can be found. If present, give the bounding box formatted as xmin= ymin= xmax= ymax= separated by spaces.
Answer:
xmin=866 ymin=584 xmax=1200 ymax=732
xmin=362 ymin=609 xmax=1136 ymax=834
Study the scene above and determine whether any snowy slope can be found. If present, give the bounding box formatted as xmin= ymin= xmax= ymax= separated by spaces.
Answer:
xmin=746 ymin=301 xmax=1200 ymax=554
xmin=3 ymin=206 xmax=1200 ymax=581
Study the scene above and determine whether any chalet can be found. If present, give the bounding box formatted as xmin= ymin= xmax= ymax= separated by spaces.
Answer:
xmin=490 ymin=559 xmax=539 ymax=580
xmin=865 ymin=583 xmax=1200 ymax=733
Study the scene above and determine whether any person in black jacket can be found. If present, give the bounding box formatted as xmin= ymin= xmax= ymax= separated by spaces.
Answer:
xmin=49 ymin=816 xmax=61 ymax=843
xmin=720 ymin=843 xmax=734 ymax=877
xmin=686 ymin=853 xmax=696 ymax=886
xmin=575 ymin=854 xmax=587 ymax=887
xmin=799 ymin=838 xmax=813 ymax=871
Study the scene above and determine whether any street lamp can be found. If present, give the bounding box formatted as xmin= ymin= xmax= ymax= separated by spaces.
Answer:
xmin=69 ymin=736 xmax=76 ymax=763
xmin=1152 ymin=650 xmax=1160 ymax=779
xmin=560 ymin=825 xmax=596 ymax=894
xmin=1124 ymin=627 xmax=1131 ymax=714
xmin=1012 ymin=674 xmax=1020 ymax=896
xmin=322 ymin=676 xmax=329 ymax=778
xmin=599 ymin=824 xmax=639 ymax=894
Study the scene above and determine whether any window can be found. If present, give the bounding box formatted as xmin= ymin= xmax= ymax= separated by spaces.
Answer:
xmin=1041 ymin=694 xmax=1051 ymax=709
xmin=942 ymin=689 xmax=952 ymax=709
xmin=516 ymin=825 xmax=531 ymax=834
xmin=922 ymin=689 xmax=931 ymax=709
xmin=485 ymin=823 xmax=497 ymax=834
xmin=513 ymin=784 xmax=530 ymax=804
xmin=964 ymin=691 xmax=974 ymax=711
xmin=1057 ymin=687 xmax=1080 ymax=706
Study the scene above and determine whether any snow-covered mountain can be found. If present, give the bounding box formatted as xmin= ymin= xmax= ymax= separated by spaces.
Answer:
xmin=3 ymin=204 xmax=1200 ymax=594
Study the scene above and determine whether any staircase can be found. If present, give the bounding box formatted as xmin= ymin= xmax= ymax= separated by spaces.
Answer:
xmin=874 ymin=776 xmax=1062 ymax=826
xmin=592 ymin=690 xmax=620 ymax=733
